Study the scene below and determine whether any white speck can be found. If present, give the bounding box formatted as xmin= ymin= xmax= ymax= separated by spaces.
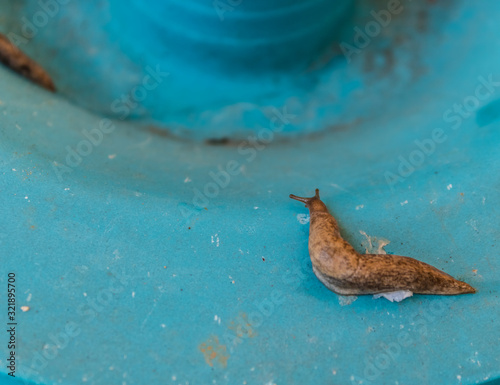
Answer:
xmin=20 ymin=306 xmax=30 ymax=312
xmin=482 ymin=197 xmax=486 ymax=205
xmin=332 ymin=370 xmax=337 ymax=375
xmin=109 ymin=366 xmax=114 ymax=371
xmin=108 ymin=154 xmax=116 ymax=159
xmin=15 ymin=124 xmax=22 ymax=130
xmin=447 ymin=184 xmax=453 ymax=190
xmin=467 ymin=219 xmax=478 ymax=232
xmin=355 ymin=205 xmax=364 ymax=210
xmin=134 ymin=191 xmax=142 ymax=197
xmin=430 ymin=199 xmax=437 ymax=204
xmin=184 ymin=177 xmax=191 ymax=183
xmin=253 ymin=206 xmax=259 ymax=209
xmin=211 ymin=234 xmax=220 ymax=247
xmin=400 ymin=324 xmax=404 ymax=329
xmin=457 ymin=375 xmax=461 ymax=381
xmin=172 ymin=376 xmax=177 ymax=381
xmin=27 ymin=293 xmax=32 ymax=302
xmin=132 ymin=292 xmax=135 ymax=298
xmin=400 ymin=200 xmax=408 ymax=206
xmin=297 ymin=214 xmax=310 ymax=224
xmin=64 ymin=187 xmax=70 ymax=191
xmin=12 ymin=168 xmax=16 ymax=172
xmin=250 ymin=367 xmax=255 ymax=371
xmin=24 ymin=196 xmax=28 ymax=199
xmin=82 ymin=375 xmax=88 ymax=382
xmin=161 ymin=324 xmax=166 ymax=328
xmin=83 ymin=292 xmax=87 ymax=297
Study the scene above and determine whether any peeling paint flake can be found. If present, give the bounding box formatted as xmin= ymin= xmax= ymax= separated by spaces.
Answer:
xmin=338 ymin=295 xmax=358 ymax=306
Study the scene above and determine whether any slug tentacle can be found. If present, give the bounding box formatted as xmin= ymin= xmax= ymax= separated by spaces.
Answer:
xmin=290 ymin=188 xmax=476 ymax=297
xmin=289 ymin=189 xmax=320 ymax=205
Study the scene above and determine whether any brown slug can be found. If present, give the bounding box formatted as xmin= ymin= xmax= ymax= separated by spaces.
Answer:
xmin=290 ymin=189 xmax=476 ymax=296
xmin=0 ymin=33 xmax=55 ymax=92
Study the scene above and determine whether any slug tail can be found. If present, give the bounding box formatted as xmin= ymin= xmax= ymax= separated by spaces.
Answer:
xmin=439 ymin=280 xmax=476 ymax=295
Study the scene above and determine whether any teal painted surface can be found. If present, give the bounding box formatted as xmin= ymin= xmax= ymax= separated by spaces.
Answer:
xmin=0 ymin=1 xmax=500 ymax=385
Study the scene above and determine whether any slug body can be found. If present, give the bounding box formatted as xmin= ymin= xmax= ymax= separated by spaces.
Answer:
xmin=0 ymin=33 xmax=55 ymax=92
xmin=290 ymin=189 xmax=475 ymax=296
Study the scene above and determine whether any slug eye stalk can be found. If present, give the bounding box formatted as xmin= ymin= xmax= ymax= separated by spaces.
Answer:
xmin=289 ymin=189 xmax=320 ymax=206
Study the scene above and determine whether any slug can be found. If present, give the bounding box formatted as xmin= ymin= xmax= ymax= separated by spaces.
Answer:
xmin=0 ymin=33 xmax=55 ymax=92
xmin=290 ymin=189 xmax=476 ymax=296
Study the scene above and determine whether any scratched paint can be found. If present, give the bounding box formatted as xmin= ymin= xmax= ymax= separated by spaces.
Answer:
xmin=198 ymin=336 xmax=229 ymax=368
xmin=296 ymin=213 xmax=310 ymax=224
xmin=359 ymin=231 xmax=390 ymax=255
xmin=338 ymin=295 xmax=358 ymax=306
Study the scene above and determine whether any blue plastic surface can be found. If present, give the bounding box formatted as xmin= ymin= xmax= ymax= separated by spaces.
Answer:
xmin=1 ymin=1 xmax=500 ymax=385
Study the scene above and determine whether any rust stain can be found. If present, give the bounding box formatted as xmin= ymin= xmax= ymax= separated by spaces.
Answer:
xmin=198 ymin=336 xmax=229 ymax=368
xmin=228 ymin=312 xmax=257 ymax=338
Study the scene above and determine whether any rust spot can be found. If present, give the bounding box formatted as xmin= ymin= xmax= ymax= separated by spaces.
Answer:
xmin=199 ymin=336 xmax=229 ymax=368
xmin=228 ymin=313 xmax=257 ymax=338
